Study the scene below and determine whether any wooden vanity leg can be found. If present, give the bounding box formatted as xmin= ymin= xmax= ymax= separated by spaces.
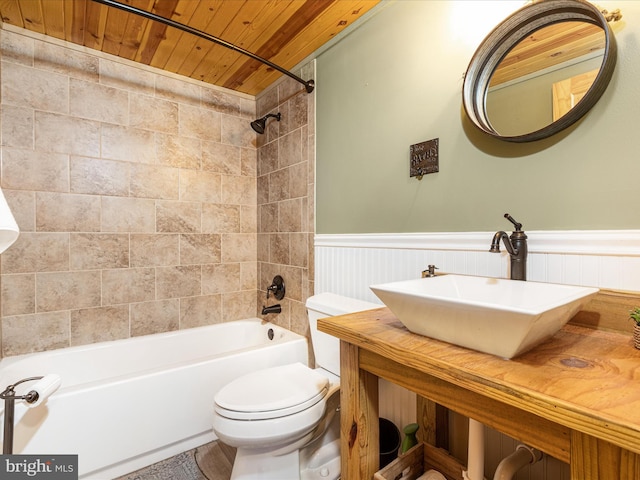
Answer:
xmin=571 ymin=431 xmax=640 ymax=480
xmin=340 ymin=340 xmax=379 ymax=480
xmin=417 ymin=395 xmax=449 ymax=449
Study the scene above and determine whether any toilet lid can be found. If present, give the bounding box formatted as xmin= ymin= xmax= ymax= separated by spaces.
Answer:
xmin=215 ymin=363 xmax=329 ymax=420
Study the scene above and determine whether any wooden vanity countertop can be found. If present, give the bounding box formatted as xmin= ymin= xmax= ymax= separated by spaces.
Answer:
xmin=318 ymin=306 xmax=640 ymax=455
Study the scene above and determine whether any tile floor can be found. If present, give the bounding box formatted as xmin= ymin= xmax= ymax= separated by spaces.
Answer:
xmin=115 ymin=441 xmax=236 ymax=480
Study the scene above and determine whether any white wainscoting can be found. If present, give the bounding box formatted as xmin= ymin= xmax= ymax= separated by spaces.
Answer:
xmin=315 ymin=230 xmax=640 ymax=480
xmin=315 ymin=230 xmax=640 ymax=304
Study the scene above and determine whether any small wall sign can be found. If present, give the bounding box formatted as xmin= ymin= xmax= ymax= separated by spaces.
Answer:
xmin=410 ymin=138 xmax=439 ymax=180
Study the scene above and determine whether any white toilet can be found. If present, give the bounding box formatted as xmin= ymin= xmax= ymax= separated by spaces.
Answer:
xmin=212 ymin=292 xmax=379 ymax=480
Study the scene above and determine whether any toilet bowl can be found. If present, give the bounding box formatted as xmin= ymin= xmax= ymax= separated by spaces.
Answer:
xmin=212 ymin=293 xmax=379 ymax=480
xmin=213 ymin=363 xmax=334 ymax=449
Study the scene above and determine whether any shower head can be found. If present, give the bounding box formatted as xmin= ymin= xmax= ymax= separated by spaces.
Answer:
xmin=251 ymin=112 xmax=281 ymax=134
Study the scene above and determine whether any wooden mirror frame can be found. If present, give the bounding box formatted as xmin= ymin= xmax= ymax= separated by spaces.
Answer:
xmin=462 ymin=0 xmax=617 ymax=143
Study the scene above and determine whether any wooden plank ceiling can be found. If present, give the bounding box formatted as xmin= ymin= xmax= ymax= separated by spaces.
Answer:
xmin=490 ymin=21 xmax=605 ymax=87
xmin=0 ymin=0 xmax=380 ymax=95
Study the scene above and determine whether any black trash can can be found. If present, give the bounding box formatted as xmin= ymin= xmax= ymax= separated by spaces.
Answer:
xmin=379 ymin=418 xmax=401 ymax=469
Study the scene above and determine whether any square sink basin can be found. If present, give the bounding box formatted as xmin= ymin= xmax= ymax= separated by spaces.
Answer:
xmin=370 ymin=275 xmax=599 ymax=359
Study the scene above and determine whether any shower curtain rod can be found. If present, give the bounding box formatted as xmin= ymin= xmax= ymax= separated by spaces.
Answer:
xmin=91 ymin=0 xmax=315 ymax=93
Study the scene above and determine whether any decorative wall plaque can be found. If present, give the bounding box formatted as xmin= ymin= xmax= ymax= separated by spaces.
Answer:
xmin=410 ymin=138 xmax=439 ymax=180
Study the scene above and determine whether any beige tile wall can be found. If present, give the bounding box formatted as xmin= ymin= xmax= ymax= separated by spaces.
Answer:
xmin=0 ymin=27 xmax=263 ymax=357
xmin=256 ymin=62 xmax=316 ymax=343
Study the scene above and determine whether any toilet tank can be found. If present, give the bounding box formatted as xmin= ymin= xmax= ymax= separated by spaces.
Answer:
xmin=306 ymin=292 xmax=380 ymax=376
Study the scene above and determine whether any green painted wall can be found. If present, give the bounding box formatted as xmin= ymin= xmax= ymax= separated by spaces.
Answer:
xmin=487 ymin=56 xmax=604 ymax=137
xmin=316 ymin=1 xmax=640 ymax=233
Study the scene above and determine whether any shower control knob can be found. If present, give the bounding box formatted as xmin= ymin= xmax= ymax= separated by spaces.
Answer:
xmin=266 ymin=275 xmax=285 ymax=300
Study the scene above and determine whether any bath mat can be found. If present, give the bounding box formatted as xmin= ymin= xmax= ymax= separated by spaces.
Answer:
xmin=115 ymin=451 xmax=208 ymax=480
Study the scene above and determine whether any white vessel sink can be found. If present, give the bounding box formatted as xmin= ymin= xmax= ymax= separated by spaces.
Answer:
xmin=370 ymin=275 xmax=599 ymax=359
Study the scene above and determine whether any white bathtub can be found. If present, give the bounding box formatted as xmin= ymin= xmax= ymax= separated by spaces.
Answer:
xmin=0 ymin=319 xmax=308 ymax=479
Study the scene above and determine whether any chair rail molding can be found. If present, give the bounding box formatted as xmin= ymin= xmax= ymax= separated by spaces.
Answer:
xmin=315 ymin=230 xmax=640 ymax=256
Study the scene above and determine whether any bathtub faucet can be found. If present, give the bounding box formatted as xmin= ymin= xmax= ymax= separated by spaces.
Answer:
xmin=490 ymin=213 xmax=528 ymax=281
xmin=261 ymin=304 xmax=282 ymax=315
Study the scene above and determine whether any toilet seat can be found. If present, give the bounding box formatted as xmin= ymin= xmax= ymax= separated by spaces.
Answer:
xmin=214 ymin=363 xmax=329 ymax=421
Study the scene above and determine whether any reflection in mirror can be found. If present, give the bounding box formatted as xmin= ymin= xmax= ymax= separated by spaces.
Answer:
xmin=486 ymin=21 xmax=605 ymax=137
xmin=462 ymin=0 xmax=619 ymax=143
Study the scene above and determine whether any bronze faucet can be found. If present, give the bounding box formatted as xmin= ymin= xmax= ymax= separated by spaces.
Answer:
xmin=490 ymin=213 xmax=528 ymax=281
xmin=421 ymin=265 xmax=439 ymax=278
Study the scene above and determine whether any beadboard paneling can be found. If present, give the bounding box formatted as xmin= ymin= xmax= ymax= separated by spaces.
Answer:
xmin=315 ymin=231 xmax=640 ymax=305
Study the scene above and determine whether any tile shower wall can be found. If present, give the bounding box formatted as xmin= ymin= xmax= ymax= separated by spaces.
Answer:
xmin=0 ymin=27 xmax=260 ymax=357
xmin=255 ymin=63 xmax=315 ymax=339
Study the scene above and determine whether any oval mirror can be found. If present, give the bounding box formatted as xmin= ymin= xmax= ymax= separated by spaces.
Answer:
xmin=462 ymin=0 xmax=617 ymax=143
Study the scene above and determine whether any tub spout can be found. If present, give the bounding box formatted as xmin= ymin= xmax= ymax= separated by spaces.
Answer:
xmin=261 ymin=304 xmax=282 ymax=315
xmin=493 ymin=444 xmax=542 ymax=480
